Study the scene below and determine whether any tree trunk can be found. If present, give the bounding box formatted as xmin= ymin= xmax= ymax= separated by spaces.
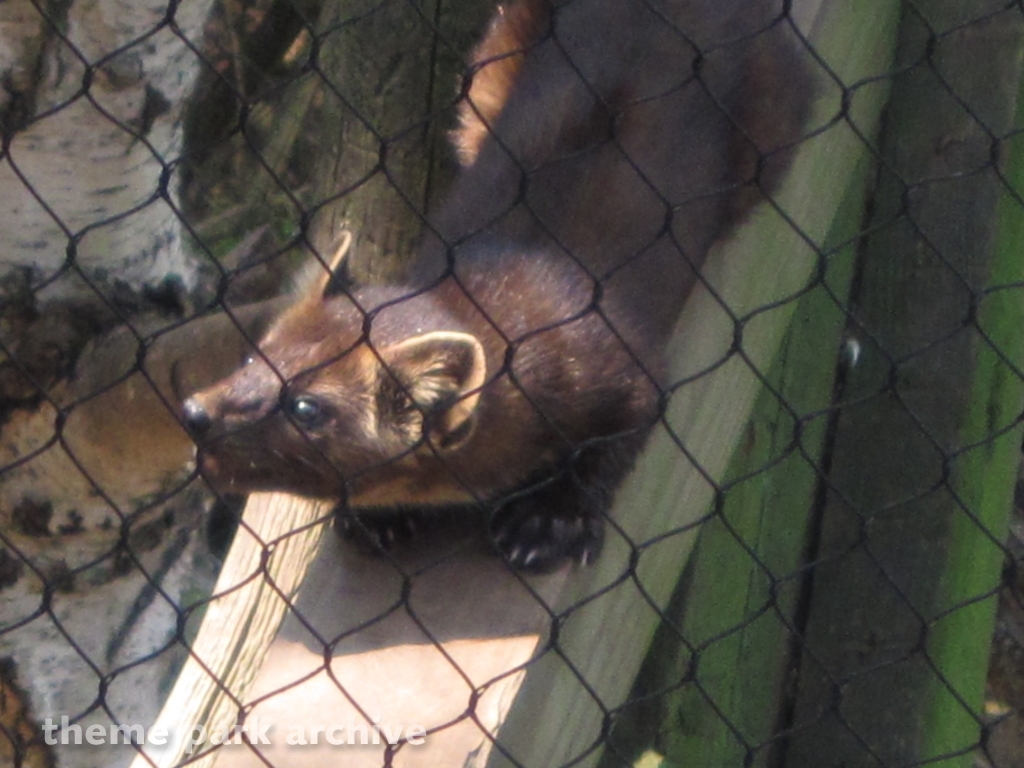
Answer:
xmin=0 ymin=0 xmax=212 ymax=303
xmin=0 ymin=2 xmax=219 ymax=767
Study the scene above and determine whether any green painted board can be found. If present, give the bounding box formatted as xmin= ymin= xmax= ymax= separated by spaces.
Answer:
xmin=783 ymin=4 xmax=1024 ymax=767
xmin=657 ymin=154 xmax=871 ymax=768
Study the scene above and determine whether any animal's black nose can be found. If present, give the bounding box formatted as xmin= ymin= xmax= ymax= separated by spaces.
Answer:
xmin=181 ymin=398 xmax=212 ymax=436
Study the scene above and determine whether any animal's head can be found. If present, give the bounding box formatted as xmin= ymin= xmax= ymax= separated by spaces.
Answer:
xmin=181 ymin=237 xmax=488 ymax=503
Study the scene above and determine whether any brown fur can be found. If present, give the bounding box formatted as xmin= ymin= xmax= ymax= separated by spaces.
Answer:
xmin=183 ymin=0 xmax=815 ymax=571
xmin=454 ymin=1 xmax=551 ymax=165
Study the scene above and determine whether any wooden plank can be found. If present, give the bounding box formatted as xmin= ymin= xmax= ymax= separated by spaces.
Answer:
xmin=782 ymin=4 xmax=1024 ymax=766
xmin=919 ymin=30 xmax=1024 ymax=766
xmin=213 ymin=532 xmax=568 ymax=768
xmin=488 ymin=1 xmax=903 ymax=765
xmin=131 ymin=494 xmax=333 ymax=768
xmin=607 ymin=152 xmax=873 ymax=768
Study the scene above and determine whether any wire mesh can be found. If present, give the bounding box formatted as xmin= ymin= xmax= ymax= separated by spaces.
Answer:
xmin=2 ymin=0 xmax=1024 ymax=767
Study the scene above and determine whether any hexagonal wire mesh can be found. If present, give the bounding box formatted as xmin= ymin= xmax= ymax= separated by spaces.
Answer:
xmin=2 ymin=0 xmax=1024 ymax=767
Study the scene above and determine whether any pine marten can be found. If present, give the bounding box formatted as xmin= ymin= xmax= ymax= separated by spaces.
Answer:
xmin=182 ymin=0 xmax=814 ymax=572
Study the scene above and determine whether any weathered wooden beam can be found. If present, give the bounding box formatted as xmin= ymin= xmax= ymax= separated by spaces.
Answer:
xmin=308 ymin=0 xmax=493 ymax=282
xmin=605 ymin=152 xmax=873 ymax=768
xmin=130 ymin=493 xmax=333 ymax=768
xmin=488 ymin=1 xmax=903 ymax=765
xmin=782 ymin=4 xmax=1024 ymax=767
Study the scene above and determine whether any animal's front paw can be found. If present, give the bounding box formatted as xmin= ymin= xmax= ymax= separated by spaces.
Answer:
xmin=489 ymin=505 xmax=604 ymax=573
xmin=334 ymin=510 xmax=421 ymax=554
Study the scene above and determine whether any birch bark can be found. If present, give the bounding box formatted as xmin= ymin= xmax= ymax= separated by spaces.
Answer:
xmin=1 ymin=3 xmax=217 ymax=767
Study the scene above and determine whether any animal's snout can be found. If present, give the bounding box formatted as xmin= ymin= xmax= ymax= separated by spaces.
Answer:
xmin=181 ymin=397 xmax=212 ymax=437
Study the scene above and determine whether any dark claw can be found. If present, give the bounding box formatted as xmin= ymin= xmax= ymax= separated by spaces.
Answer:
xmin=335 ymin=511 xmax=420 ymax=554
xmin=489 ymin=503 xmax=604 ymax=574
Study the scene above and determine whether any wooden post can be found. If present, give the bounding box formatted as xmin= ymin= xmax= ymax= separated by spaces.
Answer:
xmin=309 ymin=0 xmax=493 ymax=281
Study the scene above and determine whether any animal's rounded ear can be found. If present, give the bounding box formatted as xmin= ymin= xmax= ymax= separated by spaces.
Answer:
xmin=381 ymin=331 xmax=487 ymax=447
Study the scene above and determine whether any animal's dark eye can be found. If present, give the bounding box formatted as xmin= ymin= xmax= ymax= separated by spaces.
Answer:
xmin=392 ymin=386 xmax=412 ymax=413
xmin=288 ymin=395 xmax=325 ymax=426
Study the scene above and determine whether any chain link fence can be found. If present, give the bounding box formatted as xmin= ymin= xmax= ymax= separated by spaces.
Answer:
xmin=2 ymin=0 xmax=1024 ymax=767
